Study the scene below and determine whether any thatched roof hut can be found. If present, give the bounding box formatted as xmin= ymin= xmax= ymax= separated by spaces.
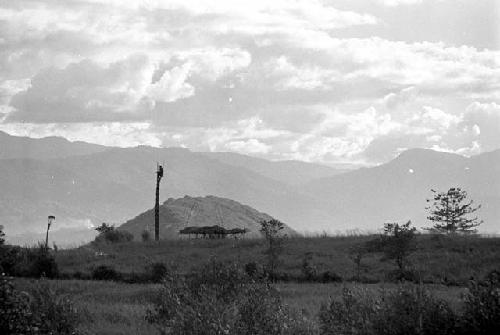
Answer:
xmin=179 ymin=225 xmax=248 ymax=239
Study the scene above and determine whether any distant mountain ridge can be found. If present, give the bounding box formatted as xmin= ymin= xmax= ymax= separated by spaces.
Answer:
xmin=201 ymin=151 xmax=348 ymax=185
xmin=120 ymin=195 xmax=296 ymax=239
xmin=303 ymin=148 xmax=500 ymax=232
xmin=0 ymin=130 xmax=107 ymax=160
xmin=1 ymin=131 xmax=499 ymax=246
xmin=0 ymin=132 xmax=331 ymax=244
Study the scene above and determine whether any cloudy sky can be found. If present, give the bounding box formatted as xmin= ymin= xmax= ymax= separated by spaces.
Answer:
xmin=0 ymin=0 xmax=499 ymax=166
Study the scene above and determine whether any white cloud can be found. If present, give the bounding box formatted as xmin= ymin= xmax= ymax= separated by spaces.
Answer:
xmin=461 ymin=101 xmax=500 ymax=152
xmin=0 ymin=0 xmax=499 ymax=165
xmin=265 ymin=56 xmax=340 ymax=90
xmin=0 ymin=121 xmax=163 ymax=147
xmin=226 ymin=139 xmax=271 ymax=154
xmin=8 ymin=54 xmax=156 ymax=122
xmin=411 ymin=106 xmax=461 ymax=131
xmin=375 ymin=0 xmax=423 ymax=6
xmin=383 ymin=87 xmax=418 ymax=109
xmin=148 ymin=64 xmax=194 ymax=103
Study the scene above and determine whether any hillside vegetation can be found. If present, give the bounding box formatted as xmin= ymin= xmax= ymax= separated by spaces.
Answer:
xmin=53 ymin=234 xmax=500 ymax=285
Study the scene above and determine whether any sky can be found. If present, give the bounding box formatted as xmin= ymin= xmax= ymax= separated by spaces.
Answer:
xmin=0 ymin=0 xmax=499 ymax=166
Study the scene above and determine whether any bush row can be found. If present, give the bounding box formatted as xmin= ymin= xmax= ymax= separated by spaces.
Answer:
xmin=0 ymin=275 xmax=81 ymax=335
xmin=0 ymin=244 xmax=59 ymax=279
xmin=144 ymin=260 xmax=500 ymax=335
xmin=319 ymin=270 xmax=500 ymax=335
xmin=146 ymin=260 xmax=315 ymax=334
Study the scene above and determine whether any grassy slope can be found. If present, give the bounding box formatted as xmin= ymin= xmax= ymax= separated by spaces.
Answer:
xmin=56 ymin=235 xmax=500 ymax=284
xmin=13 ymin=234 xmax=497 ymax=334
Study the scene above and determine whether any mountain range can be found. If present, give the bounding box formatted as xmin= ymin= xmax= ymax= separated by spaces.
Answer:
xmin=0 ymin=130 xmax=498 ymax=245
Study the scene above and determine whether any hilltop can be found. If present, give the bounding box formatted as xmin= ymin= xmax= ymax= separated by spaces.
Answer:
xmin=120 ymin=195 xmax=295 ymax=239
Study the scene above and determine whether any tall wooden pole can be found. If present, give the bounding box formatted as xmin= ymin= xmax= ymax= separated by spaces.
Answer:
xmin=46 ymin=215 xmax=55 ymax=249
xmin=155 ymin=164 xmax=164 ymax=241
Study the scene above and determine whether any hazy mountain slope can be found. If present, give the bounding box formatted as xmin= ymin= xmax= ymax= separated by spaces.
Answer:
xmin=1 ymin=131 xmax=499 ymax=246
xmin=0 ymin=145 xmax=328 ymax=242
xmin=8 ymin=227 xmax=98 ymax=248
xmin=303 ymin=148 xmax=500 ymax=232
xmin=0 ymin=131 xmax=107 ymax=160
xmin=201 ymin=151 xmax=347 ymax=185
xmin=120 ymin=195 xmax=295 ymax=239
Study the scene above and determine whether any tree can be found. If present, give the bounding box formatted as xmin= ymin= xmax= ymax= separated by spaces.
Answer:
xmin=379 ymin=221 xmax=417 ymax=273
xmin=426 ymin=187 xmax=482 ymax=234
xmin=0 ymin=225 xmax=4 ymax=246
xmin=95 ymin=222 xmax=114 ymax=234
xmin=94 ymin=223 xmax=133 ymax=244
xmin=259 ymin=219 xmax=286 ymax=280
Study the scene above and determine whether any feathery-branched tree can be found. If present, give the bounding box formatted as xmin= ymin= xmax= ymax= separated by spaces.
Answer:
xmin=425 ymin=187 xmax=482 ymax=234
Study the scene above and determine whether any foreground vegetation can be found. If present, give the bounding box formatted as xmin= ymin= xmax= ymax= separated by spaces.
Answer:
xmin=2 ymin=223 xmax=500 ymax=334
xmin=5 ymin=265 xmax=499 ymax=335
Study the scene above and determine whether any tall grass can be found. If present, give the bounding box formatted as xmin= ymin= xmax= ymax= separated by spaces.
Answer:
xmin=53 ymin=234 xmax=500 ymax=285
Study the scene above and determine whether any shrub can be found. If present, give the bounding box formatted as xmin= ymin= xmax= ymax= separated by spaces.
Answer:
xmin=320 ymin=271 xmax=342 ymax=283
xmin=26 ymin=246 xmax=59 ymax=279
xmin=147 ymin=262 xmax=170 ymax=283
xmin=147 ymin=260 xmax=313 ymax=335
xmin=27 ymin=279 xmax=80 ymax=335
xmin=141 ymin=230 xmax=151 ymax=242
xmin=373 ymin=285 xmax=457 ymax=335
xmin=94 ymin=223 xmax=134 ymax=244
xmin=319 ymin=285 xmax=457 ymax=335
xmin=319 ymin=287 xmax=377 ymax=335
xmin=1 ymin=275 xmax=80 ymax=335
xmin=1 ymin=244 xmax=59 ymax=278
xmin=94 ymin=229 xmax=134 ymax=244
xmin=91 ymin=265 xmax=120 ymax=281
xmin=244 ymin=261 xmax=259 ymax=278
xmin=244 ymin=261 xmax=259 ymax=277
xmin=0 ymin=275 xmax=34 ymax=334
xmin=95 ymin=222 xmax=114 ymax=234
xmin=459 ymin=270 xmax=500 ymax=335
xmin=234 ymin=283 xmax=306 ymax=335
xmin=0 ymin=246 xmax=22 ymax=276
xmin=349 ymin=244 xmax=368 ymax=281
xmin=301 ymin=253 xmax=317 ymax=281
xmin=386 ymin=269 xmax=419 ymax=283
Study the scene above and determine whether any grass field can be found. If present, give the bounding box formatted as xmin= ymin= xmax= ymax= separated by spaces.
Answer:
xmin=5 ymin=234 xmax=499 ymax=334
xmin=12 ymin=278 xmax=468 ymax=335
xmin=55 ymin=234 xmax=500 ymax=285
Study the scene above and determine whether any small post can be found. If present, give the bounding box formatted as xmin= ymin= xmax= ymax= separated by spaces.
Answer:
xmin=155 ymin=164 xmax=164 ymax=241
xmin=46 ymin=215 xmax=55 ymax=249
